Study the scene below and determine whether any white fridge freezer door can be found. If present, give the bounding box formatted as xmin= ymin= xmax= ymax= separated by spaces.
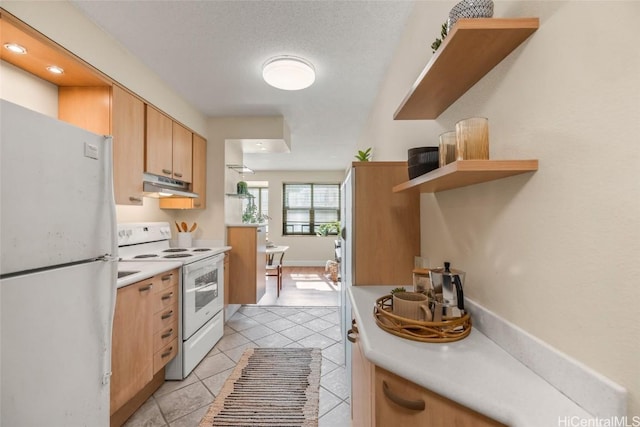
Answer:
xmin=1 ymin=260 xmax=115 ymax=427
xmin=0 ymin=100 xmax=114 ymax=275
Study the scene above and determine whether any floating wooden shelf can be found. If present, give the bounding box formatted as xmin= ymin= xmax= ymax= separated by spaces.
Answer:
xmin=394 ymin=18 xmax=539 ymax=120
xmin=392 ymin=160 xmax=538 ymax=193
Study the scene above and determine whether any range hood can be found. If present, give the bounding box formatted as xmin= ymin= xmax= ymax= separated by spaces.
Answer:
xmin=142 ymin=173 xmax=198 ymax=198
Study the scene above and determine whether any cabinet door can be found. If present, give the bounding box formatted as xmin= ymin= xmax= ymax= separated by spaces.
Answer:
xmin=172 ymin=121 xmax=193 ymax=183
xmin=191 ymin=134 xmax=207 ymax=208
xmin=112 ymin=85 xmax=144 ymax=205
xmin=255 ymin=226 xmax=266 ymax=302
xmin=375 ymin=367 xmax=504 ymax=427
xmin=58 ymin=86 xmax=111 ymax=135
xmin=145 ymin=105 xmax=173 ymax=178
xmin=110 ymin=279 xmax=154 ymax=414
xmin=227 ymin=227 xmax=258 ymax=304
xmin=351 ymin=319 xmax=374 ymax=427
xmin=159 ymin=133 xmax=206 ymax=210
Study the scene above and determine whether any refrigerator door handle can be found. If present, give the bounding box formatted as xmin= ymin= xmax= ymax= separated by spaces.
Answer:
xmin=103 ymin=135 xmax=117 ymax=387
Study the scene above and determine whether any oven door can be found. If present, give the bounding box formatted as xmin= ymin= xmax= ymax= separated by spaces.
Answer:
xmin=182 ymin=254 xmax=224 ymax=339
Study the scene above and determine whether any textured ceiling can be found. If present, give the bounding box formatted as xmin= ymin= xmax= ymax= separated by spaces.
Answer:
xmin=70 ymin=0 xmax=414 ymax=171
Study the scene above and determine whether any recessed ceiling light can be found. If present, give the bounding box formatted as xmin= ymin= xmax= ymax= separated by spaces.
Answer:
xmin=4 ymin=43 xmax=27 ymax=54
xmin=262 ymin=56 xmax=315 ymax=91
xmin=46 ymin=66 xmax=64 ymax=75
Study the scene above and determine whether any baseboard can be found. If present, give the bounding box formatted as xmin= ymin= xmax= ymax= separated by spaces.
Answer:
xmin=466 ymin=298 xmax=627 ymax=418
xmin=282 ymin=260 xmax=330 ymax=267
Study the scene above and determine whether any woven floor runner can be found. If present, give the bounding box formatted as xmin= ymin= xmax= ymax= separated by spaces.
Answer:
xmin=199 ymin=347 xmax=321 ymax=426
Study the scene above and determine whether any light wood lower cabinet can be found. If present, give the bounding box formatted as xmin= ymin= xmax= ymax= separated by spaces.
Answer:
xmin=351 ymin=320 xmax=505 ymax=427
xmin=111 ymin=269 xmax=179 ymax=427
xmin=227 ymin=226 xmax=266 ymax=304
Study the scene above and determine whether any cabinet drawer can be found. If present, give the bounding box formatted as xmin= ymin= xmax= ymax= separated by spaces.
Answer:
xmin=153 ymin=338 xmax=178 ymax=373
xmin=375 ymin=367 xmax=504 ymax=427
xmin=153 ymin=305 xmax=178 ymax=333
xmin=153 ymin=322 xmax=178 ymax=352
xmin=153 ymin=269 xmax=178 ymax=294
xmin=153 ymin=286 xmax=177 ymax=313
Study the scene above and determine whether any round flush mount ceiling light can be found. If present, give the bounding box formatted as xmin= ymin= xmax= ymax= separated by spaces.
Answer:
xmin=4 ymin=43 xmax=27 ymax=54
xmin=262 ymin=56 xmax=315 ymax=91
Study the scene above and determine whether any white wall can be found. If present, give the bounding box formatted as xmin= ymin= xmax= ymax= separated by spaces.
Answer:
xmin=361 ymin=1 xmax=640 ymax=416
xmin=0 ymin=61 xmax=58 ymax=116
xmin=248 ymin=170 xmax=345 ymax=266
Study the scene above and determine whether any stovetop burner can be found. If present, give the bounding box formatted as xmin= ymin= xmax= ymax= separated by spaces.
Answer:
xmin=163 ymin=248 xmax=188 ymax=253
xmin=192 ymin=248 xmax=211 ymax=252
xmin=134 ymin=254 xmax=159 ymax=259
xmin=164 ymin=253 xmax=193 ymax=259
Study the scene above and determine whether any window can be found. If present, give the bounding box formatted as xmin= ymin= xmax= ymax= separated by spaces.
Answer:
xmin=283 ymin=183 xmax=340 ymax=236
xmin=242 ymin=187 xmax=269 ymax=233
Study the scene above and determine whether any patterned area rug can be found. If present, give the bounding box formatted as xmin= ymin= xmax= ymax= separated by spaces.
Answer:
xmin=199 ymin=347 xmax=321 ymax=426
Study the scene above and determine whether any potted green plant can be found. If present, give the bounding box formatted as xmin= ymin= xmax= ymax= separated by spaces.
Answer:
xmin=354 ymin=147 xmax=372 ymax=162
xmin=242 ymin=200 xmax=270 ymax=224
xmin=316 ymin=221 xmax=341 ymax=236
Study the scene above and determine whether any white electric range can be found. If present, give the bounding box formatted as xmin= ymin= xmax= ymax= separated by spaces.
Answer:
xmin=117 ymin=222 xmax=228 ymax=380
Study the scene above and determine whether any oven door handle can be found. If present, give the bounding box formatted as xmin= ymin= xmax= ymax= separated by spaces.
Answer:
xmin=186 ymin=282 xmax=218 ymax=294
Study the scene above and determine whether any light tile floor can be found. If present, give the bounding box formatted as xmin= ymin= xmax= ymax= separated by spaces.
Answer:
xmin=123 ymin=305 xmax=351 ymax=427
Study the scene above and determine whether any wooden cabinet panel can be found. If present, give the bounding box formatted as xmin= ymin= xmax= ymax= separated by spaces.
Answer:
xmin=153 ymin=338 xmax=178 ymax=374
xmin=58 ymin=86 xmax=111 ymax=135
xmin=227 ymin=226 xmax=266 ymax=304
xmin=110 ymin=279 xmax=154 ymax=414
xmin=152 ymin=286 xmax=177 ymax=313
xmin=153 ymin=324 xmax=178 ymax=351
xmin=374 ymin=367 xmax=505 ymax=427
xmin=145 ymin=105 xmax=173 ymax=178
xmin=352 ymin=162 xmax=420 ymax=286
xmin=153 ymin=270 xmax=178 ymax=294
xmin=160 ymin=133 xmax=206 ymax=210
xmin=154 ymin=306 xmax=178 ymax=332
xmin=351 ymin=320 xmax=374 ymax=427
xmin=171 ymin=121 xmax=192 ymax=183
xmin=112 ymin=85 xmax=144 ymax=205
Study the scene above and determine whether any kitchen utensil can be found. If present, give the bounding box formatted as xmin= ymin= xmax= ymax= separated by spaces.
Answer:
xmin=392 ymin=292 xmax=432 ymax=321
xmin=175 ymin=221 xmax=182 ymax=233
xmin=428 ymin=261 xmax=465 ymax=314
xmin=181 ymin=221 xmax=188 ymax=232
xmin=189 ymin=222 xmax=197 ymax=232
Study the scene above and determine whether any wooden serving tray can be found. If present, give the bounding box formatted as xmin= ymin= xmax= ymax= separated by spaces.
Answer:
xmin=373 ymin=294 xmax=471 ymax=343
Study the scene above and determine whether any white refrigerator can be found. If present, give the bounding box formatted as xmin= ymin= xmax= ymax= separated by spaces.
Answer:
xmin=0 ymin=100 xmax=117 ymax=426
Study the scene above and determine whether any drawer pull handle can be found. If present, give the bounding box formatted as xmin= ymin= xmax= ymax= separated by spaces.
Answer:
xmin=161 ymin=274 xmax=173 ymax=281
xmin=351 ymin=319 xmax=358 ymax=334
xmin=161 ymin=347 xmax=173 ymax=358
xmin=347 ymin=329 xmax=356 ymax=344
xmin=174 ymin=172 xmax=183 ymax=178
xmin=194 ymin=202 xmax=201 ymax=207
xmin=161 ymin=311 xmax=174 ymax=320
xmin=382 ymin=381 xmax=425 ymax=411
xmin=162 ymin=169 xmax=172 ymax=175
xmin=161 ymin=329 xmax=174 ymax=339
xmin=161 ymin=292 xmax=174 ymax=301
xmin=129 ymin=196 xmax=142 ymax=202
xmin=139 ymin=284 xmax=152 ymax=292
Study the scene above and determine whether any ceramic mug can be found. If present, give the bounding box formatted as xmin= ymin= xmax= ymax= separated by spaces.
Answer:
xmin=392 ymin=292 xmax=433 ymax=321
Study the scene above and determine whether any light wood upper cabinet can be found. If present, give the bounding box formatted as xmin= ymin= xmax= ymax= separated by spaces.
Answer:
xmin=58 ymin=85 xmax=145 ymax=206
xmin=171 ymin=122 xmax=193 ymax=183
xmin=112 ymin=85 xmax=144 ymax=205
xmin=160 ymin=133 xmax=206 ymax=210
xmin=145 ymin=105 xmax=174 ymax=178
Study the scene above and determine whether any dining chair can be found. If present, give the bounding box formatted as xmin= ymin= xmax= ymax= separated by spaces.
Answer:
xmin=265 ymin=263 xmax=282 ymax=297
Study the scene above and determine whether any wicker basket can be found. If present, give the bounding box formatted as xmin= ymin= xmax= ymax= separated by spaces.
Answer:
xmin=373 ymin=294 xmax=471 ymax=343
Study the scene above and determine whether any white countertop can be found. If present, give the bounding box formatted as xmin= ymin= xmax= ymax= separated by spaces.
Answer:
xmin=117 ymin=261 xmax=182 ymax=288
xmin=349 ymin=285 xmax=593 ymax=427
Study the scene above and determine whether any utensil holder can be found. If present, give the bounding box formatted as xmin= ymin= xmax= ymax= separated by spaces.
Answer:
xmin=177 ymin=232 xmax=192 ymax=248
